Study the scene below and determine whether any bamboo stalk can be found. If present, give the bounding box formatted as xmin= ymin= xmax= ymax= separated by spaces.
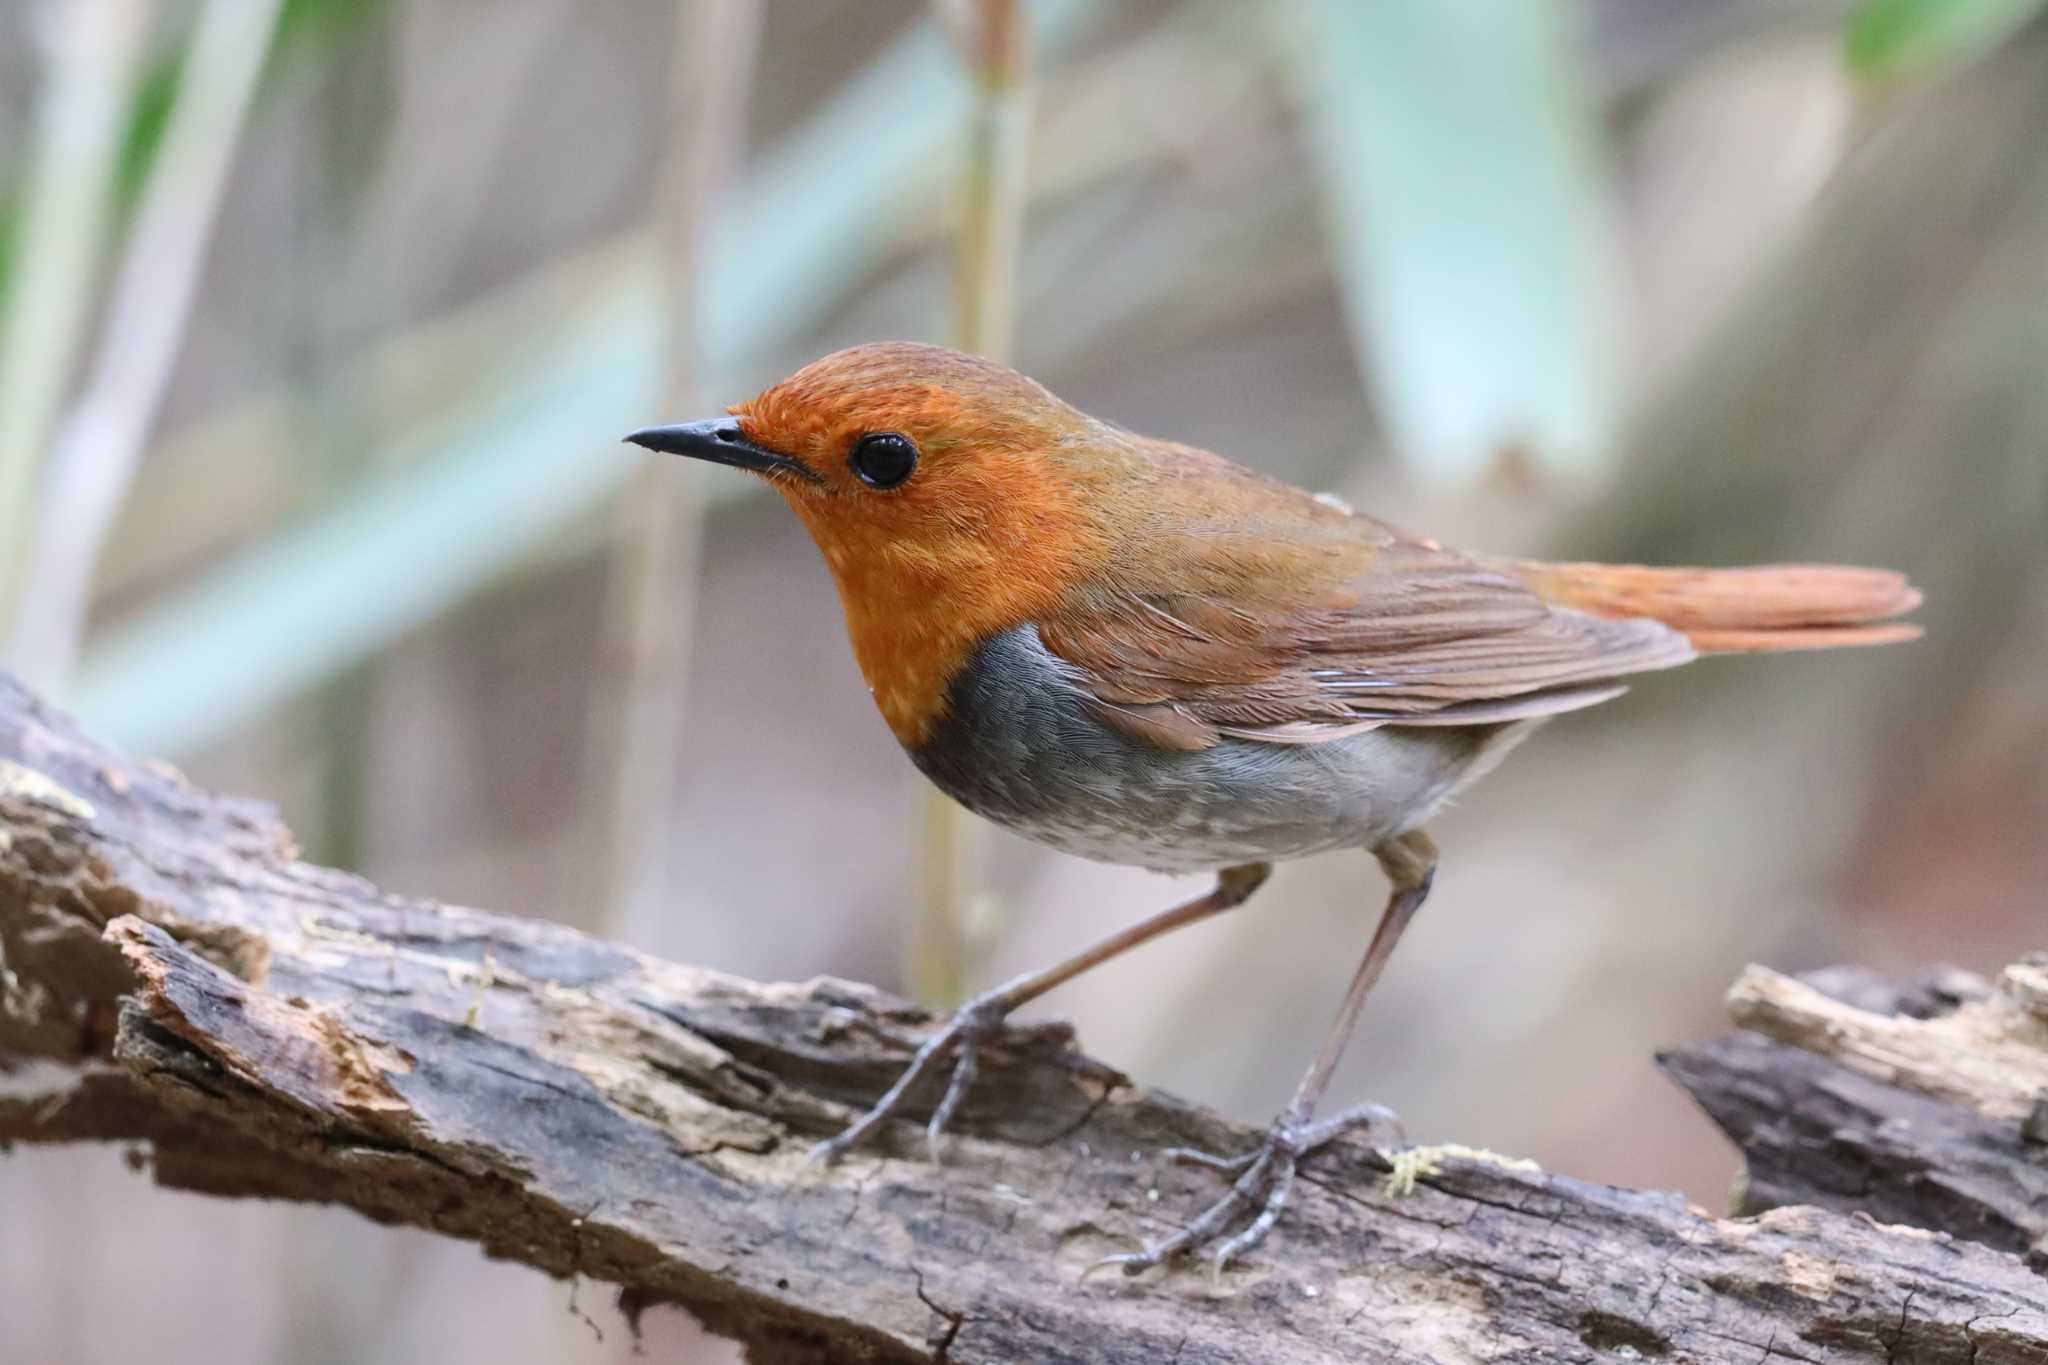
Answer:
xmin=595 ymin=0 xmax=766 ymax=935
xmin=70 ymin=1 xmax=1105 ymax=758
xmin=86 ymin=2 xmax=1187 ymax=608
xmin=6 ymin=0 xmax=283 ymax=691
xmin=0 ymin=0 xmax=150 ymax=641
xmin=911 ymin=0 xmax=1036 ymax=1007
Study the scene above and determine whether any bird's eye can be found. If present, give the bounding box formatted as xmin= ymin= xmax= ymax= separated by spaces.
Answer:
xmin=849 ymin=432 xmax=918 ymax=489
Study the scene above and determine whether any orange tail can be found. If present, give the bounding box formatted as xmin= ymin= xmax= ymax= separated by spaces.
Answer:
xmin=1496 ymin=560 xmax=1923 ymax=653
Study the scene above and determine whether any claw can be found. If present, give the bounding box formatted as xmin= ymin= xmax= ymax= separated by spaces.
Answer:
xmin=811 ymin=1016 xmax=968 ymax=1166
xmin=925 ymin=1035 xmax=979 ymax=1162
xmin=1080 ymin=1251 xmax=1132 ymax=1280
xmin=813 ymin=985 xmax=1059 ymax=1166
xmin=1295 ymin=1101 xmax=1402 ymax=1149
xmin=1163 ymin=1144 xmax=1261 ymax=1176
xmin=1210 ymin=1153 xmax=1295 ymax=1274
xmin=1094 ymin=1103 xmax=1391 ymax=1277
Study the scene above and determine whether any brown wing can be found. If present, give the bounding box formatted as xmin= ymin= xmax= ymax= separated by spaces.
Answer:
xmin=1037 ymin=510 xmax=1694 ymax=752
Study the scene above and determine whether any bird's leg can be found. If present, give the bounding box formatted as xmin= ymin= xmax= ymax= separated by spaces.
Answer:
xmin=811 ymin=861 xmax=1272 ymax=1166
xmin=1097 ymin=829 xmax=1437 ymax=1277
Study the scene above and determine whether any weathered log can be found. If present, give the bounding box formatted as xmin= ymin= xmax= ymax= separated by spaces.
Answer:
xmin=2 ymin=671 xmax=2043 ymax=1363
xmin=1662 ymin=963 xmax=2048 ymax=1277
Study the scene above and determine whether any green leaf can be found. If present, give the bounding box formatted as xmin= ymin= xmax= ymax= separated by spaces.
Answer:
xmin=265 ymin=0 xmax=388 ymax=85
xmin=1846 ymin=0 xmax=2048 ymax=77
xmin=113 ymin=0 xmax=380 ymax=213
xmin=113 ymin=49 xmax=186 ymax=211
xmin=1292 ymin=0 xmax=1611 ymax=484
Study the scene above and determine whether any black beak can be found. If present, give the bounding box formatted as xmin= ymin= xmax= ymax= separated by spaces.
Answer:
xmin=623 ymin=418 xmax=820 ymax=484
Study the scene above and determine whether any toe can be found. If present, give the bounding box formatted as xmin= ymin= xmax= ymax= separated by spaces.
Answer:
xmin=924 ymin=1036 xmax=981 ymax=1161
xmin=1164 ymin=1145 xmax=1261 ymax=1175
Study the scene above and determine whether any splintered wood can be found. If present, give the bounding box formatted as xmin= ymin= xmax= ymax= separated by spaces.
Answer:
xmin=1728 ymin=961 xmax=2048 ymax=1123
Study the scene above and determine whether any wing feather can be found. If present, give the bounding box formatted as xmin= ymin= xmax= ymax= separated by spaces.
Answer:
xmin=1038 ymin=509 xmax=1693 ymax=750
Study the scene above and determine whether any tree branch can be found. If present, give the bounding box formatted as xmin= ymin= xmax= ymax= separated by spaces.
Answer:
xmin=1662 ymin=963 xmax=2048 ymax=1276
xmin=1 ymin=671 xmax=2043 ymax=1363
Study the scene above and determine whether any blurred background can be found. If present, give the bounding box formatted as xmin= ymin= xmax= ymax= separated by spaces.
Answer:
xmin=1 ymin=0 xmax=2043 ymax=1360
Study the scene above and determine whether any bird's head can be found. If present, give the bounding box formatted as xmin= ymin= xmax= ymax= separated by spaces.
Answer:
xmin=626 ymin=342 xmax=1124 ymax=742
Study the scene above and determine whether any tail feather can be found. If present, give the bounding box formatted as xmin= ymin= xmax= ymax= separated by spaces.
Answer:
xmin=1495 ymin=560 xmax=1923 ymax=654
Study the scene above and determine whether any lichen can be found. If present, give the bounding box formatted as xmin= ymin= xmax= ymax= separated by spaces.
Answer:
xmin=1383 ymin=1142 xmax=1542 ymax=1198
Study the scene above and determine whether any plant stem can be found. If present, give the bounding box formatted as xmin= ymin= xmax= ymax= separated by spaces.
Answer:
xmin=912 ymin=0 xmax=1035 ymax=1007
xmin=596 ymin=0 xmax=765 ymax=936
xmin=954 ymin=0 xmax=1032 ymax=359
xmin=0 ymin=0 xmax=150 ymax=644
xmin=6 ymin=0 xmax=283 ymax=691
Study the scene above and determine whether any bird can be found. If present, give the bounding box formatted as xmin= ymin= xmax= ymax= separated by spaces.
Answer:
xmin=625 ymin=340 xmax=1921 ymax=1275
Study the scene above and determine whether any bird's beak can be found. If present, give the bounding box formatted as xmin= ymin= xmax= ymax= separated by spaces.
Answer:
xmin=623 ymin=418 xmax=821 ymax=484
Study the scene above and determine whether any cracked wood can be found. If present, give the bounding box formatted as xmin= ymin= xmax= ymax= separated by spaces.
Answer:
xmin=2 ymin=672 xmax=2045 ymax=1363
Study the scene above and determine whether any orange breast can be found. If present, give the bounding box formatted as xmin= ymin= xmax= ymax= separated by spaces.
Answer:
xmin=785 ymin=456 xmax=1108 ymax=748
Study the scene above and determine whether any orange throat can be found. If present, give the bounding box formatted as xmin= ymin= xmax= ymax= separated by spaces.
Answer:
xmin=783 ymin=489 xmax=1098 ymax=749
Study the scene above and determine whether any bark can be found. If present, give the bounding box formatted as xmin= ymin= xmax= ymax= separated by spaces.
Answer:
xmin=1662 ymin=963 xmax=2048 ymax=1276
xmin=1 ymin=671 xmax=2043 ymax=1364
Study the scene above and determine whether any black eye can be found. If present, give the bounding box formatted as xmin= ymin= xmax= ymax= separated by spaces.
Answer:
xmin=849 ymin=431 xmax=918 ymax=489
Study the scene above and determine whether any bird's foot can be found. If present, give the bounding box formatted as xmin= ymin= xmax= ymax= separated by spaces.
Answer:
xmin=809 ymin=983 xmax=1074 ymax=1166
xmin=1091 ymin=1102 xmax=1401 ymax=1278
